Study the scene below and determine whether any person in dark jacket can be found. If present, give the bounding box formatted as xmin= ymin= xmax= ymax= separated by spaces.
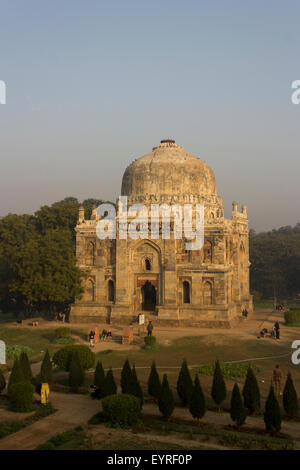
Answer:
xmin=274 ymin=321 xmax=280 ymax=339
xmin=147 ymin=321 xmax=153 ymax=336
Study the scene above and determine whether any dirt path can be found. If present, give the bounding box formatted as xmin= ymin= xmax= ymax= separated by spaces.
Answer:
xmin=0 ymin=392 xmax=99 ymax=450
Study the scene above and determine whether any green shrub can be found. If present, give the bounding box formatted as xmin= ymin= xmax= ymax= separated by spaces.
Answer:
xmin=101 ymin=394 xmax=141 ymax=428
xmin=130 ymin=365 xmax=144 ymax=407
xmin=38 ymin=442 xmax=55 ymax=450
xmin=177 ymin=359 xmax=194 ymax=406
xmin=52 ymin=345 xmax=95 ymax=371
xmin=52 ymin=337 xmax=74 ymax=344
xmin=0 ymin=368 xmax=6 ymax=393
xmin=8 ymin=382 xmax=35 ymax=412
xmin=69 ymin=352 xmax=85 ymax=388
xmin=54 ymin=327 xmax=71 ymax=338
xmin=199 ymin=362 xmax=259 ymax=378
xmin=144 ymin=336 xmax=158 ymax=349
xmin=284 ymin=309 xmax=300 ymax=325
xmin=6 ymin=345 xmax=33 ymax=360
xmin=94 ymin=360 xmax=106 ymax=395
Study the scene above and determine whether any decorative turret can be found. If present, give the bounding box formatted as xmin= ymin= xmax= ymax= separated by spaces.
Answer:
xmin=78 ymin=205 xmax=85 ymax=224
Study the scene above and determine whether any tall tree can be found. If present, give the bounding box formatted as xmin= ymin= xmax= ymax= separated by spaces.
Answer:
xmin=283 ymin=372 xmax=298 ymax=418
xmin=8 ymin=358 xmax=24 ymax=394
xmin=189 ymin=375 xmax=206 ymax=421
xmin=158 ymin=374 xmax=174 ymax=420
xmin=40 ymin=350 xmax=53 ymax=385
xmin=19 ymin=351 xmax=32 ymax=382
xmin=242 ymin=366 xmax=260 ymax=415
xmin=94 ymin=360 xmax=106 ymax=390
xmin=104 ymin=368 xmax=117 ymax=396
xmin=177 ymin=359 xmax=194 ymax=406
xmin=230 ymin=383 xmax=247 ymax=429
xmin=148 ymin=361 xmax=161 ymax=401
xmin=69 ymin=352 xmax=85 ymax=388
xmin=211 ymin=360 xmax=226 ymax=408
xmin=121 ymin=358 xmax=132 ymax=394
xmin=264 ymin=385 xmax=282 ymax=433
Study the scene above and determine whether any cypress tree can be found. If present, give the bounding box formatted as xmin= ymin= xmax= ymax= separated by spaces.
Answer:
xmin=177 ymin=359 xmax=194 ymax=406
xmin=211 ymin=360 xmax=226 ymax=408
xmin=94 ymin=360 xmax=106 ymax=392
xmin=158 ymin=374 xmax=174 ymax=419
xmin=264 ymin=384 xmax=282 ymax=433
xmin=242 ymin=365 xmax=260 ymax=415
xmin=131 ymin=365 xmax=144 ymax=407
xmin=121 ymin=358 xmax=132 ymax=394
xmin=283 ymin=372 xmax=298 ymax=418
xmin=69 ymin=352 xmax=85 ymax=388
xmin=40 ymin=349 xmax=53 ymax=385
xmin=230 ymin=383 xmax=247 ymax=429
xmin=19 ymin=351 xmax=32 ymax=382
xmin=104 ymin=368 xmax=117 ymax=396
xmin=0 ymin=368 xmax=6 ymax=393
xmin=8 ymin=358 xmax=24 ymax=394
xmin=189 ymin=375 xmax=206 ymax=421
xmin=148 ymin=361 xmax=161 ymax=401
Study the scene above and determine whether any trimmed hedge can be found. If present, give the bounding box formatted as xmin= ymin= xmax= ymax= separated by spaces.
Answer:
xmin=8 ymin=382 xmax=35 ymax=412
xmin=284 ymin=309 xmax=300 ymax=325
xmin=55 ymin=327 xmax=71 ymax=338
xmin=52 ymin=345 xmax=95 ymax=371
xmin=101 ymin=394 xmax=141 ymax=428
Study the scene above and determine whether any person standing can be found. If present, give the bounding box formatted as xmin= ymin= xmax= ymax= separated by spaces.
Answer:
xmin=147 ymin=321 xmax=153 ymax=337
xmin=89 ymin=330 xmax=95 ymax=347
xmin=273 ymin=364 xmax=282 ymax=396
xmin=274 ymin=321 xmax=280 ymax=339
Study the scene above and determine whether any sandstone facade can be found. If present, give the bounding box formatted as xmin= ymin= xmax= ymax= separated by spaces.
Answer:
xmin=70 ymin=140 xmax=253 ymax=327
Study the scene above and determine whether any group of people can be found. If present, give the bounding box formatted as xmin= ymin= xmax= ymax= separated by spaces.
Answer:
xmin=242 ymin=308 xmax=248 ymax=318
xmin=259 ymin=321 xmax=280 ymax=339
xmin=88 ymin=328 xmax=112 ymax=347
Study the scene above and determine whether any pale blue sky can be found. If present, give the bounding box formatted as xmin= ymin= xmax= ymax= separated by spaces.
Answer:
xmin=0 ymin=0 xmax=299 ymax=231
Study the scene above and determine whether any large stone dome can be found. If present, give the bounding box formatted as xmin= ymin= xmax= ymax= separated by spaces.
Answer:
xmin=121 ymin=140 xmax=217 ymax=204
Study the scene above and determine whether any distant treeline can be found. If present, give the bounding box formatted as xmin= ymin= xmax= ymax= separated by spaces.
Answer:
xmin=250 ymin=224 xmax=300 ymax=301
xmin=0 ymin=197 xmax=299 ymax=317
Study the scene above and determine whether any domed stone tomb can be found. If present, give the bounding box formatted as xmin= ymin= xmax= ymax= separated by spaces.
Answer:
xmin=70 ymin=140 xmax=253 ymax=327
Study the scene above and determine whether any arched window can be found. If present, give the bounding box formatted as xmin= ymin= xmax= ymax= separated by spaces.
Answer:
xmin=183 ymin=281 xmax=190 ymax=304
xmin=203 ymin=281 xmax=213 ymax=305
xmin=145 ymin=258 xmax=151 ymax=271
xmin=108 ymin=280 xmax=115 ymax=302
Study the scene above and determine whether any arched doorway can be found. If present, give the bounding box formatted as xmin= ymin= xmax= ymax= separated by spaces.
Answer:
xmin=141 ymin=281 xmax=156 ymax=311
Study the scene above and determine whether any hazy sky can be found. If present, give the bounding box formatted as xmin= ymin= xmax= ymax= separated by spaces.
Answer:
xmin=0 ymin=0 xmax=299 ymax=232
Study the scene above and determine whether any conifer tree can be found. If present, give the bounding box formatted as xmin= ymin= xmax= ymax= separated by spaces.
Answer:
xmin=8 ymin=358 xmax=24 ymax=394
xmin=121 ymin=358 xmax=132 ymax=394
xmin=264 ymin=384 xmax=282 ymax=433
xmin=19 ymin=351 xmax=32 ymax=382
xmin=0 ymin=368 xmax=6 ymax=393
xmin=230 ymin=383 xmax=247 ymax=429
xmin=104 ymin=368 xmax=117 ymax=396
xmin=40 ymin=349 xmax=53 ymax=385
xmin=158 ymin=374 xmax=174 ymax=419
xmin=189 ymin=375 xmax=206 ymax=421
xmin=94 ymin=360 xmax=106 ymax=394
xmin=211 ymin=360 xmax=226 ymax=408
xmin=148 ymin=361 xmax=161 ymax=401
xmin=69 ymin=352 xmax=85 ymax=388
xmin=131 ymin=365 xmax=144 ymax=407
xmin=283 ymin=372 xmax=298 ymax=418
xmin=177 ymin=359 xmax=194 ymax=406
xmin=242 ymin=365 xmax=260 ymax=415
